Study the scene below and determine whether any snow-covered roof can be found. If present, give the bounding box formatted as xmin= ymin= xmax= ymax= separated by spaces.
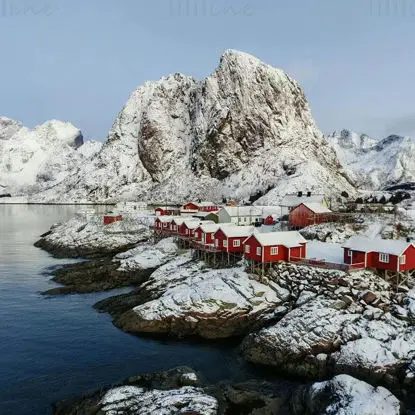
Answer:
xmin=280 ymin=194 xmax=325 ymax=207
xmin=185 ymin=220 xmax=215 ymax=230
xmin=156 ymin=216 xmax=180 ymax=223
xmin=218 ymin=225 xmax=254 ymax=238
xmin=250 ymin=231 xmax=307 ymax=248
xmin=184 ymin=201 xmax=215 ymax=207
xmin=301 ymin=202 xmax=332 ymax=214
xmin=197 ymin=223 xmax=221 ymax=234
xmin=342 ymin=236 xmax=413 ymax=256
xmin=172 ymin=217 xmax=199 ymax=226
xmin=220 ymin=206 xmax=263 ymax=217
xmin=192 ymin=211 xmax=217 ymax=218
xmin=156 ymin=206 xmax=179 ymax=210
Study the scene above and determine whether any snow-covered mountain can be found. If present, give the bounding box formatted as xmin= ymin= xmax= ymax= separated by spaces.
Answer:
xmin=34 ymin=50 xmax=355 ymax=204
xmin=327 ymin=129 xmax=415 ymax=189
xmin=0 ymin=117 xmax=102 ymax=196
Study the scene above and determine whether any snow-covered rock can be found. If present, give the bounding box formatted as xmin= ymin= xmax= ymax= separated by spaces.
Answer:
xmin=115 ymin=256 xmax=290 ymax=339
xmin=291 ymin=374 xmax=402 ymax=415
xmin=34 ymin=213 xmax=151 ymax=258
xmin=0 ymin=117 xmax=101 ymax=196
xmin=34 ymin=50 xmax=355 ymax=204
xmin=242 ymin=291 xmax=415 ymax=392
xmin=327 ymin=129 xmax=415 ymax=190
xmin=100 ymin=386 xmax=218 ymax=415
xmin=116 ymin=237 xmax=179 ymax=271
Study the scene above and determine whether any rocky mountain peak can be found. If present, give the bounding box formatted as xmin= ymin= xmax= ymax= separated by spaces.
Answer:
xmin=33 ymin=51 xmax=357 ymax=203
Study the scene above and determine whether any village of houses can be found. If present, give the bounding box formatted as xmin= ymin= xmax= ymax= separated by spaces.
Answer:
xmin=104 ymin=192 xmax=415 ymax=287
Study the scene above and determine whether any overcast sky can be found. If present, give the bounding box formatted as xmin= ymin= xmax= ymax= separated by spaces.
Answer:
xmin=1 ymin=0 xmax=415 ymax=140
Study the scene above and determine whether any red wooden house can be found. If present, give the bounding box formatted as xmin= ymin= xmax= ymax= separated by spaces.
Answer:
xmin=342 ymin=236 xmax=415 ymax=272
xmin=244 ymin=231 xmax=307 ymax=263
xmin=289 ymin=202 xmax=333 ymax=229
xmin=155 ymin=206 xmax=181 ymax=216
xmin=182 ymin=201 xmax=218 ymax=213
xmin=103 ymin=214 xmax=123 ymax=225
xmin=154 ymin=216 xmax=178 ymax=233
xmin=178 ymin=220 xmax=214 ymax=239
xmin=214 ymin=226 xmax=254 ymax=253
xmin=194 ymin=223 xmax=220 ymax=245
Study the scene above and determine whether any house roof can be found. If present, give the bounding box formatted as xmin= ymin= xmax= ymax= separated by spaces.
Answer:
xmin=342 ymin=236 xmax=413 ymax=256
xmin=185 ymin=220 xmax=215 ymax=230
xmin=192 ymin=211 xmax=218 ymax=218
xmin=217 ymin=225 xmax=254 ymax=238
xmin=172 ymin=217 xmax=199 ymax=226
xmin=250 ymin=231 xmax=308 ymax=248
xmin=196 ymin=223 xmax=234 ymax=234
xmin=156 ymin=206 xmax=179 ymax=210
xmin=156 ymin=216 xmax=180 ymax=223
xmin=300 ymin=202 xmax=332 ymax=214
xmin=184 ymin=201 xmax=215 ymax=207
xmin=280 ymin=194 xmax=325 ymax=207
xmin=220 ymin=206 xmax=264 ymax=217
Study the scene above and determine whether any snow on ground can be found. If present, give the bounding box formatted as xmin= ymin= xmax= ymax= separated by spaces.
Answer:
xmin=100 ymin=385 xmax=218 ymax=415
xmin=307 ymin=241 xmax=344 ymax=264
xmin=116 ymin=237 xmax=179 ymax=271
xmin=299 ymin=374 xmax=402 ymax=415
xmin=116 ymin=258 xmax=290 ymax=338
xmin=37 ymin=211 xmax=152 ymax=255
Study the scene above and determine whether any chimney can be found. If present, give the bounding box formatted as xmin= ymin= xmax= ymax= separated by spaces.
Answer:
xmin=297 ymin=191 xmax=303 ymax=197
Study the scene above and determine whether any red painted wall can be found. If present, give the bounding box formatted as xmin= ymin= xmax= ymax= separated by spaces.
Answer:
xmin=183 ymin=203 xmax=199 ymax=211
xmin=214 ymin=229 xmax=247 ymax=253
xmin=103 ymin=215 xmax=123 ymax=225
xmin=214 ymin=229 xmax=227 ymax=252
xmin=401 ymin=245 xmax=415 ymax=271
xmin=289 ymin=244 xmax=306 ymax=260
xmin=343 ymin=248 xmax=366 ymax=266
xmin=371 ymin=252 xmax=399 ymax=271
xmin=289 ymin=203 xmax=331 ymax=229
xmin=244 ymin=235 xmax=263 ymax=261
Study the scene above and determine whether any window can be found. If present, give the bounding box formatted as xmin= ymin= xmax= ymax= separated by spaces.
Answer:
xmin=379 ymin=253 xmax=389 ymax=263
xmin=271 ymin=247 xmax=279 ymax=256
xmin=233 ymin=239 xmax=241 ymax=247
xmin=185 ymin=229 xmax=189 ymax=235
xmin=400 ymin=255 xmax=406 ymax=265
xmin=223 ymin=240 xmax=228 ymax=248
xmin=348 ymin=250 xmax=352 ymax=257
xmin=245 ymin=245 xmax=250 ymax=253
xmin=215 ymin=239 xmax=219 ymax=247
xmin=256 ymin=247 xmax=262 ymax=256
xmin=163 ymin=223 xmax=167 ymax=228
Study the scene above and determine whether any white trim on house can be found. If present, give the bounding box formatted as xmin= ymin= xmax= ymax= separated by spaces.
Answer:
xmin=379 ymin=253 xmax=390 ymax=263
xmin=270 ymin=246 xmax=279 ymax=255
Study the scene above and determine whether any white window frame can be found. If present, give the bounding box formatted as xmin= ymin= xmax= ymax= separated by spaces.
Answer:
xmin=379 ymin=253 xmax=390 ymax=263
xmin=348 ymin=250 xmax=352 ymax=257
xmin=223 ymin=240 xmax=228 ymax=248
xmin=215 ymin=239 xmax=219 ymax=247
xmin=233 ymin=239 xmax=241 ymax=247
xmin=245 ymin=245 xmax=250 ymax=253
xmin=256 ymin=247 xmax=262 ymax=256
xmin=270 ymin=247 xmax=279 ymax=256
xmin=163 ymin=223 xmax=168 ymax=228
xmin=400 ymin=255 xmax=406 ymax=265
xmin=185 ymin=229 xmax=189 ymax=235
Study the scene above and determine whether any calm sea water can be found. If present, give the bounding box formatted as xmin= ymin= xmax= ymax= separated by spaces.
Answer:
xmin=0 ymin=205 xmax=256 ymax=415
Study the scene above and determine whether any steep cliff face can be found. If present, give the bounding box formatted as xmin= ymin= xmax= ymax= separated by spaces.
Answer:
xmin=0 ymin=117 xmax=101 ymax=196
xmin=34 ymin=50 xmax=355 ymax=204
xmin=327 ymin=129 xmax=415 ymax=189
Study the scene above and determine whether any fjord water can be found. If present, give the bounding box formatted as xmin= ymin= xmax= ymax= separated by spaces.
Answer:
xmin=0 ymin=205 xmax=249 ymax=415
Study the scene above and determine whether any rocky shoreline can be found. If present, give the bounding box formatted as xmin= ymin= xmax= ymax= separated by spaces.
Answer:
xmin=52 ymin=366 xmax=403 ymax=415
xmin=35 ymin=215 xmax=415 ymax=413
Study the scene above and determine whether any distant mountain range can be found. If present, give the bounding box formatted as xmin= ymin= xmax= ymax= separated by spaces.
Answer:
xmin=1 ymin=50 xmax=414 ymax=204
